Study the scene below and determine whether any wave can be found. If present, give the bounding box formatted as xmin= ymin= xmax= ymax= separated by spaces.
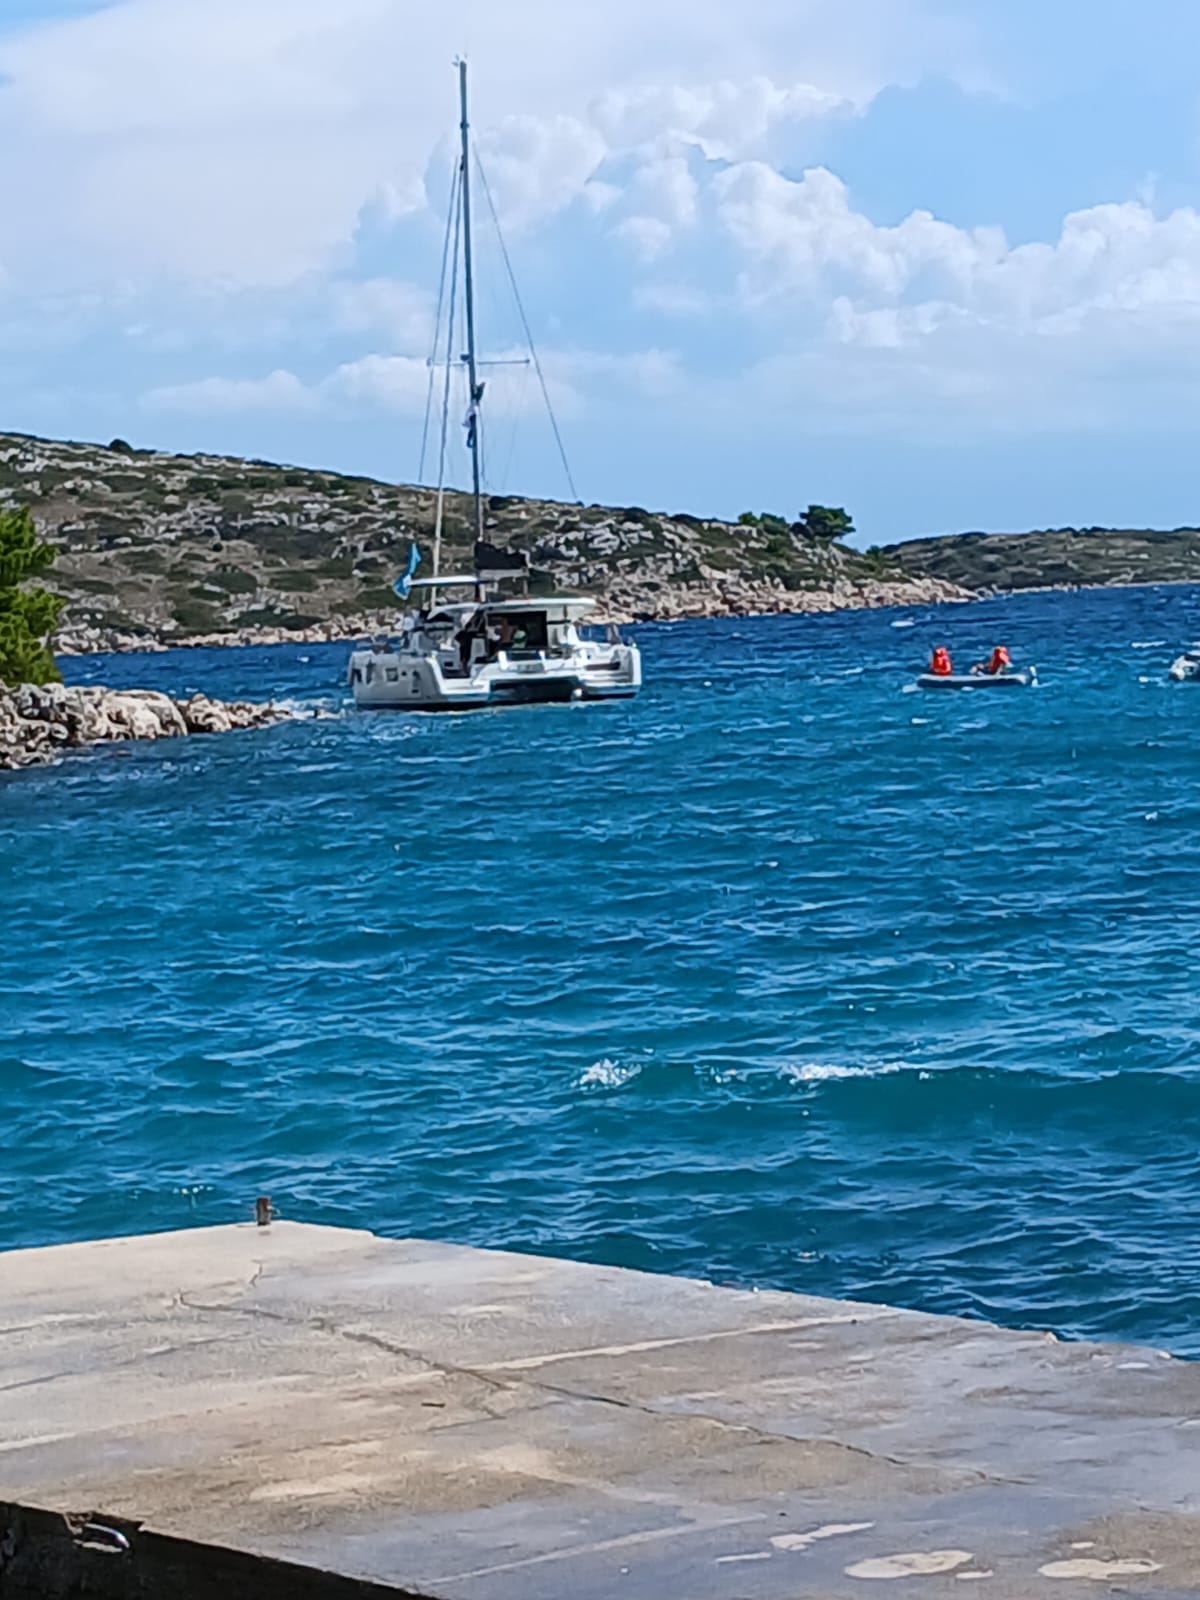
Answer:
xmin=578 ymin=1058 xmax=642 ymax=1090
xmin=781 ymin=1060 xmax=910 ymax=1085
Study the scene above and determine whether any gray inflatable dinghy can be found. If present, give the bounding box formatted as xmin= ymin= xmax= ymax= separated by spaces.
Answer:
xmin=917 ymin=669 xmax=1036 ymax=690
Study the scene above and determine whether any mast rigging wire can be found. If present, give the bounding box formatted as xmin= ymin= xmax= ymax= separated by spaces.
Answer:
xmin=432 ymin=165 xmax=464 ymax=599
xmin=474 ymin=154 xmax=582 ymax=505
xmin=418 ymin=160 xmax=462 ymax=485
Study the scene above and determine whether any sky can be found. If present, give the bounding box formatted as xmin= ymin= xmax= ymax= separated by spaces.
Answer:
xmin=4 ymin=1 xmax=1200 ymax=542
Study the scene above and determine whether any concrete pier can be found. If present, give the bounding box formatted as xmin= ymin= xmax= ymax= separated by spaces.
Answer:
xmin=2 ymin=1222 xmax=1199 ymax=1597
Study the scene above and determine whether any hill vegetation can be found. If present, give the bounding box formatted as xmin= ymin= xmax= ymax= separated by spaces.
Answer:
xmin=0 ymin=432 xmax=966 ymax=648
xmin=886 ymin=525 xmax=1200 ymax=592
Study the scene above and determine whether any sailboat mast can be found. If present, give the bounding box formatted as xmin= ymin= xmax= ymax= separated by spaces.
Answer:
xmin=458 ymin=60 xmax=485 ymax=578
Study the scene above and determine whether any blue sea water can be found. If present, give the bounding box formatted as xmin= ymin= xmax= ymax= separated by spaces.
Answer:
xmin=4 ymin=585 xmax=1200 ymax=1352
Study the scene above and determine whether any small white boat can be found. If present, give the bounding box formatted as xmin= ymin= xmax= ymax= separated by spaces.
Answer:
xmin=917 ymin=669 xmax=1036 ymax=691
xmin=1168 ymin=650 xmax=1200 ymax=682
xmin=348 ymin=590 xmax=640 ymax=711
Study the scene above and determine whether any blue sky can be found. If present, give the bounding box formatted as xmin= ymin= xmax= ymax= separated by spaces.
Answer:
xmin=4 ymin=0 xmax=1200 ymax=543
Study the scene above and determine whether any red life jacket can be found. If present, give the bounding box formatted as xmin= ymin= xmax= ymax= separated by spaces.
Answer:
xmin=930 ymin=647 xmax=952 ymax=676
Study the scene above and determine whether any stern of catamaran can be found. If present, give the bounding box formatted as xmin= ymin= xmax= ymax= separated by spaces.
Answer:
xmin=347 ymin=592 xmax=640 ymax=711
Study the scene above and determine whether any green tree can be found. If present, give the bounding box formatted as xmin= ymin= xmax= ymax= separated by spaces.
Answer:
xmin=861 ymin=544 xmax=894 ymax=575
xmin=0 ymin=506 xmax=64 ymax=686
xmin=794 ymin=505 xmax=855 ymax=543
xmin=738 ymin=510 xmax=790 ymax=531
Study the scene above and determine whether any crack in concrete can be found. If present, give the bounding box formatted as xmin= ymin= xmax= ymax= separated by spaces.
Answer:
xmin=0 ymin=1333 xmax=240 ymax=1396
xmin=173 ymin=1282 xmax=1018 ymax=1488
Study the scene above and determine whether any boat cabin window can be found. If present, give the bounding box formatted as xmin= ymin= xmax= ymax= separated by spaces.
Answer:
xmin=488 ymin=611 xmax=549 ymax=652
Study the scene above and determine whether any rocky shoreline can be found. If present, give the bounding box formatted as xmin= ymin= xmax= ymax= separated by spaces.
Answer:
xmin=0 ymin=683 xmax=294 ymax=771
xmin=52 ymin=573 xmax=972 ymax=656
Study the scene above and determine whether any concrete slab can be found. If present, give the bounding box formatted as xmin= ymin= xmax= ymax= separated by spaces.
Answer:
xmin=2 ymin=1222 xmax=1199 ymax=1596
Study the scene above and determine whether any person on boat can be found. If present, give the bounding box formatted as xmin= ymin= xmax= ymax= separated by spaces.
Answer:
xmin=973 ymin=646 xmax=1012 ymax=676
xmin=457 ymin=615 xmax=485 ymax=672
xmin=929 ymin=645 xmax=953 ymax=677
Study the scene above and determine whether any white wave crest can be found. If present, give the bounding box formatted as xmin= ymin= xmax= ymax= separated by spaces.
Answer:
xmin=273 ymin=697 xmax=342 ymax=719
xmin=891 ymin=618 xmax=918 ymax=629
xmin=782 ymin=1061 xmax=907 ymax=1085
xmin=578 ymin=1058 xmax=641 ymax=1090
xmin=1132 ymin=640 xmax=1167 ymax=649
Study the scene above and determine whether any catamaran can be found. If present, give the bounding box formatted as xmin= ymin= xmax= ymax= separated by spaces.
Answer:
xmin=347 ymin=63 xmax=641 ymax=712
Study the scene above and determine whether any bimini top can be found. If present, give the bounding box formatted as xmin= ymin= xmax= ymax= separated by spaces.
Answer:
xmin=481 ymin=597 xmax=596 ymax=622
xmin=411 ymin=584 xmax=597 ymax=624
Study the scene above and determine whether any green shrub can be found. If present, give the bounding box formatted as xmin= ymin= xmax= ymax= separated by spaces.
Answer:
xmin=170 ymin=596 xmax=223 ymax=633
xmin=203 ymin=567 xmax=259 ymax=595
xmin=355 ymin=585 xmax=400 ymax=610
xmin=65 ymin=575 xmax=117 ymax=594
xmin=187 ymin=476 xmax=222 ymax=501
xmin=0 ymin=506 xmax=63 ymax=685
xmin=316 ymin=555 xmax=355 ymax=579
xmin=234 ymin=607 xmax=321 ymax=630
xmin=272 ymin=570 xmax=320 ymax=593
xmin=123 ymin=547 xmax=167 ymax=573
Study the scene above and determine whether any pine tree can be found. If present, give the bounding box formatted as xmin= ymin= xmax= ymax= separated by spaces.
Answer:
xmin=794 ymin=505 xmax=855 ymax=543
xmin=0 ymin=507 xmax=64 ymax=686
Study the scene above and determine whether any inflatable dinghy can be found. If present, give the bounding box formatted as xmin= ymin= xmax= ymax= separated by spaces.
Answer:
xmin=917 ymin=669 xmax=1036 ymax=691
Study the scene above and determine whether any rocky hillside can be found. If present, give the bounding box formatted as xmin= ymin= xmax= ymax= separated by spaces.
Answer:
xmin=887 ymin=526 xmax=1200 ymax=593
xmin=0 ymin=432 xmax=967 ymax=650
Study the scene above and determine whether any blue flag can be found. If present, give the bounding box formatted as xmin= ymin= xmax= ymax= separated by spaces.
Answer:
xmin=393 ymin=543 xmax=421 ymax=601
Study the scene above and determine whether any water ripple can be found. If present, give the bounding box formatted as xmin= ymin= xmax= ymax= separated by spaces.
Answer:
xmin=5 ymin=588 xmax=1200 ymax=1351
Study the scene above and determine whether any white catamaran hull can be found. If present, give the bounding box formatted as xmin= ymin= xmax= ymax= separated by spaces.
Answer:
xmin=348 ymin=633 xmax=641 ymax=712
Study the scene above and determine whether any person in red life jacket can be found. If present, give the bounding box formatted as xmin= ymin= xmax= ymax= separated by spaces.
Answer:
xmin=972 ymin=645 xmax=1012 ymax=676
xmin=929 ymin=645 xmax=953 ymax=677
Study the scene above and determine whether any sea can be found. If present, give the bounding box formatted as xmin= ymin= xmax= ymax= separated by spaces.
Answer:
xmin=4 ymin=583 xmax=1200 ymax=1354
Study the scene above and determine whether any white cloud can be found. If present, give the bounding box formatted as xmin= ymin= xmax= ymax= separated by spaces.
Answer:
xmin=592 ymin=77 xmax=851 ymax=162
xmin=715 ymin=164 xmax=1005 ymax=303
xmin=633 ymin=282 xmax=716 ymax=317
xmin=613 ymin=218 xmax=675 ymax=264
xmin=331 ymin=279 xmax=434 ymax=353
xmin=545 ymin=347 xmax=685 ymax=399
xmin=14 ymin=0 xmax=1200 ymax=477
xmin=143 ymin=369 xmax=318 ymax=414
xmin=0 ymin=0 xmax=920 ymax=294
xmin=324 ymin=354 xmax=431 ymax=414
xmin=136 ymin=340 xmax=684 ymax=428
xmin=613 ymin=156 xmax=700 ymax=260
xmin=712 ymin=164 xmax=1200 ymax=345
xmin=474 ymin=115 xmax=608 ymax=230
